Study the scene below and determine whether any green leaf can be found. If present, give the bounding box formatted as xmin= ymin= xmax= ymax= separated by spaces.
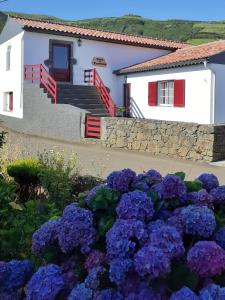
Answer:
xmin=185 ymin=180 xmax=203 ymax=192
xmin=9 ymin=202 xmax=23 ymax=211
xmin=174 ymin=172 xmax=186 ymax=180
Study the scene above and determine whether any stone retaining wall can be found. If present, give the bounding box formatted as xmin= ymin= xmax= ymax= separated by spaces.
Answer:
xmin=101 ymin=118 xmax=225 ymax=162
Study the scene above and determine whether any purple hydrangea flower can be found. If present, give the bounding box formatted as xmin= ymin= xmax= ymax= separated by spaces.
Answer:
xmin=158 ymin=175 xmax=187 ymax=201
xmin=199 ymin=284 xmax=223 ymax=300
xmin=84 ymin=266 xmax=106 ymax=290
xmin=132 ymin=181 xmax=151 ymax=193
xmin=26 ymin=264 xmax=65 ymax=300
xmin=197 ymin=173 xmax=219 ymax=192
xmin=93 ymin=289 xmax=117 ymax=300
xmin=147 ymin=220 xmax=165 ymax=235
xmin=146 ymin=169 xmax=162 ymax=186
xmin=134 ymin=245 xmax=170 ymax=279
xmin=107 ymin=168 xmax=136 ymax=193
xmin=187 ymin=241 xmax=225 ymax=277
xmin=214 ymin=227 xmax=225 ymax=250
xmin=188 ymin=189 xmax=214 ymax=207
xmin=149 ymin=225 xmax=185 ymax=259
xmin=181 ymin=205 xmax=216 ymax=238
xmin=85 ymin=250 xmax=106 ymax=272
xmin=109 ymin=259 xmax=133 ymax=284
xmin=156 ymin=207 xmax=173 ymax=221
xmin=106 ymin=219 xmax=147 ymax=260
xmin=32 ymin=219 xmax=59 ymax=254
xmin=126 ymin=283 xmax=158 ymax=300
xmin=169 ymin=287 xmax=198 ymax=300
xmin=0 ymin=260 xmax=33 ymax=292
xmin=68 ymin=283 xmax=92 ymax=300
xmin=57 ymin=204 xmax=96 ymax=254
xmin=210 ymin=186 xmax=225 ymax=205
xmin=60 ymin=257 xmax=78 ymax=298
xmin=116 ymin=190 xmax=154 ymax=222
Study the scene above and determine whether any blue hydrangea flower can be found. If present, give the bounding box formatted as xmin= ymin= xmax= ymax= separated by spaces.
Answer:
xmin=214 ymin=227 xmax=225 ymax=250
xmin=85 ymin=250 xmax=106 ymax=272
xmin=107 ymin=168 xmax=136 ymax=193
xmin=167 ymin=208 xmax=184 ymax=235
xmin=26 ymin=264 xmax=64 ymax=300
xmin=93 ymin=289 xmax=117 ymax=300
xmin=132 ymin=180 xmax=151 ymax=193
xmin=68 ymin=283 xmax=92 ymax=300
xmin=181 ymin=205 xmax=216 ymax=238
xmin=147 ymin=220 xmax=165 ymax=235
xmin=106 ymin=219 xmax=147 ymax=260
xmin=0 ymin=291 xmax=20 ymax=300
xmin=169 ymin=287 xmax=198 ymax=300
xmin=109 ymin=259 xmax=133 ymax=284
xmin=134 ymin=245 xmax=170 ymax=279
xmin=116 ymin=190 xmax=154 ymax=222
xmin=146 ymin=169 xmax=162 ymax=186
xmin=57 ymin=203 xmax=96 ymax=254
xmin=149 ymin=225 xmax=185 ymax=259
xmin=210 ymin=186 xmax=225 ymax=205
xmin=187 ymin=241 xmax=225 ymax=278
xmin=32 ymin=219 xmax=60 ymax=254
xmin=0 ymin=260 xmax=33 ymax=292
xmin=158 ymin=175 xmax=187 ymax=201
xmin=126 ymin=283 xmax=157 ymax=300
xmin=156 ymin=207 xmax=173 ymax=221
xmin=199 ymin=284 xmax=224 ymax=300
xmin=197 ymin=173 xmax=219 ymax=192
xmin=84 ymin=266 xmax=106 ymax=290
xmin=188 ymin=189 xmax=214 ymax=207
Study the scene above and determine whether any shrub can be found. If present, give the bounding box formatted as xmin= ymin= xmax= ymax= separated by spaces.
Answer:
xmin=38 ymin=150 xmax=78 ymax=210
xmin=3 ymin=169 xmax=225 ymax=299
xmin=0 ymin=130 xmax=7 ymax=149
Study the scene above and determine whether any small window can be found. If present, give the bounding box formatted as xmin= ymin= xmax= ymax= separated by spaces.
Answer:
xmin=6 ymin=46 xmax=11 ymax=71
xmin=4 ymin=92 xmax=13 ymax=112
xmin=157 ymin=81 xmax=174 ymax=106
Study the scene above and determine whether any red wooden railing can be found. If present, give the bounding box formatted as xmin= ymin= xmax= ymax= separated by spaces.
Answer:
xmin=24 ymin=64 xmax=58 ymax=104
xmin=84 ymin=69 xmax=116 ymax=117
xmin=85 ymin=115 xmax=101 ymax=138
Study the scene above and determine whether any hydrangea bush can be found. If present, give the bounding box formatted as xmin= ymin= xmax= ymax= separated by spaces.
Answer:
xmin=2 ymin=169 xmax=225 ymax=299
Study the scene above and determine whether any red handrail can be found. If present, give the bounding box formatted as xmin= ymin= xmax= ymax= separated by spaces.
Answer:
xmin=24 ymin=64 xmax=58 ymax=104
xmin=84 ymin=69 xmax=116 ymax=117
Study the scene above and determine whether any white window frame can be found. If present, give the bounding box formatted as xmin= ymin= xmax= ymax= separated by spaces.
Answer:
xmin=157 ymin=81 xmax=174 ymax=106
xmin=3 ymin=92 xmax=13 ymax=112
xmin=6 ymin=45 xmax=11 ymax=71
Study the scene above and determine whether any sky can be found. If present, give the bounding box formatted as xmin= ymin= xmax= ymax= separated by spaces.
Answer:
xmin=1 ymin=0 xmax=225 ymax=21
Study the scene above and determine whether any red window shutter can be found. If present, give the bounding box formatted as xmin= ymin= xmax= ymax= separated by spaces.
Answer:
xmin=9 ymin=92 xmax=13 ymax=112
xmin=174 ymin=80 xmax=185 ymax=107
xmin=148 ymin=82 xmax=157 ymax=106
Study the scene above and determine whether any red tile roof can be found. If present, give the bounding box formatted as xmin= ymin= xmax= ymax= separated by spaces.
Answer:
xmin=10 ymin=15 xmax=188 ymax=50
xmin=117 ymin=40 xmax=225 ymax=74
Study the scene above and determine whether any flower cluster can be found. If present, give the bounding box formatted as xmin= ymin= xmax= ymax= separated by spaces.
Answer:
xmin=26 ymin=264 xmax=65 ymax=300
xmin=181 ymin=205 xmax=216 ymax=237
xmin=107 ymin=168 xmax=136 ymax=193
xmin=3 ymin=168 xmax=225 ymax=299
xmin=58 ymin=204 xmax=96 ymax=254
xmin=116 ymin=190 xmax=154 ymax=222
xmin=187 ymin=241 xmax=225 ymax=277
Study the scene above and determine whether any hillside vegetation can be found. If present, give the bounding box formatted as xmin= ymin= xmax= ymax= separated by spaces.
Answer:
xmin=1 ymin=12 xmax=225 ymax=45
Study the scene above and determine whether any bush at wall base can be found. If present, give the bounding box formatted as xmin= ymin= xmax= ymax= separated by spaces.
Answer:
xmin=1 ymin=168 xmax=225 ymax=299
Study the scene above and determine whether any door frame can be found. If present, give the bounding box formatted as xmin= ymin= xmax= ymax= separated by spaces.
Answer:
xmin=48 ymin=39 xmax=74 ymax=84
xmin=123 ymin=83 xmax=131 ymax=117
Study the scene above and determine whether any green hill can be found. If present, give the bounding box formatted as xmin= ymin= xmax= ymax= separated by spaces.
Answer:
xmin=1 ymin=12 xmax=225 ymax=45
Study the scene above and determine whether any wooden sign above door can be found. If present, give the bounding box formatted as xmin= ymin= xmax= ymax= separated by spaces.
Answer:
xmin=92 ymin=57 xmax=107 ymax=67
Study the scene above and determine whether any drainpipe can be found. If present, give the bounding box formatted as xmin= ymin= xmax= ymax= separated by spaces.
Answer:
xmin=204 ymin=60 xmax=215 ymax=124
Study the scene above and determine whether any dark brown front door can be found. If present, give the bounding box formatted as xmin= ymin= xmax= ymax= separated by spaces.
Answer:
xmin=52 ymin=43 xmax=71 ymax=82
xmin=124 ymin=83 xmax=131 ymax=117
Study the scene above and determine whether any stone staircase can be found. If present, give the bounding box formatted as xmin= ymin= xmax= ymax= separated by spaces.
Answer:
xmin=56 ymin=84 xmax=110 ymax=117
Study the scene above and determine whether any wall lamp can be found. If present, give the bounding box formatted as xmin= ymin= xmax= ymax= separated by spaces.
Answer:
xmin=77 ymin=38 xmax=82 ymax=47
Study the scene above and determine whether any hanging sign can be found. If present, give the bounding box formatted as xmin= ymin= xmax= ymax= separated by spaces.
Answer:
xmin=92 ymin=57 xmax=107 ymax=67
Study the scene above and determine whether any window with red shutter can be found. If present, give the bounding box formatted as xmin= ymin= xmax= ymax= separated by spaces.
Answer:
xmin=174 ymin=80 xmax=185 ymax=107
xmin=148 ymin=82 xmax=157 ymax=106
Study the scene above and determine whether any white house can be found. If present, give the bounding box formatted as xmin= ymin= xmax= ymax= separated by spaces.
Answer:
xmin=0 ymin=15 xmax=185 ymax=120
xmin=116 ymin=41 xmax=225 ymax=124
xmin=1 ymin=15 xmax=225 ymax=142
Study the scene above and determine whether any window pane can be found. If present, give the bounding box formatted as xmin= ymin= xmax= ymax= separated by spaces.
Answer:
xmin=53 ymin=45 xmax=69 ymax=69
xmin=158 ymin=81 xmax=174 ymax=106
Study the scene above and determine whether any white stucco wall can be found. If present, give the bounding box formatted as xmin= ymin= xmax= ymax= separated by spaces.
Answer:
xmin=0 ymin=31 xmax=24 ymax=119
xmin=126 ymin=65 xmax=212 ymax=124
xmin=23 ymin=31 xmax=170 ymax=106
xmin=211 ymin=63 xmax=225 ymax=124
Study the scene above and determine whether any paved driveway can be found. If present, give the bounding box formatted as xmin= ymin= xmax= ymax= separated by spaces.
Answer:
xmin=2 ymin=128 xmax=225 ymax=183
